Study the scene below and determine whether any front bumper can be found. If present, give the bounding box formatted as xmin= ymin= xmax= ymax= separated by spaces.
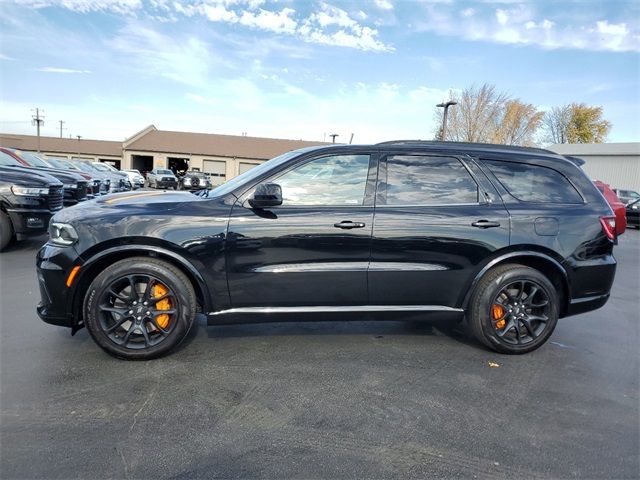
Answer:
xmin=157 ymin=180 xmax=177 ymax=189
xmin=36 ymin=243 xmax=80 ymax=328
xmin=6 ymin=208 xmax=54 ymax=235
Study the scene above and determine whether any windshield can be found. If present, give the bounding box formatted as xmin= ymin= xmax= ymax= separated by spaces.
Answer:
xmin=0 ymin=151 xmax=21 ymax=166
xmin=92 ymin=163 xmax=110 ymax=172
xmin=157 ymin=169 xmax=173 ymax=175
xmin=15 ymin=150 xmax=51 ymax=168
xmin=208 ymin=148 xmax=312 ymax=198
xmin=75 ymin=162 xmax=98 ymax=173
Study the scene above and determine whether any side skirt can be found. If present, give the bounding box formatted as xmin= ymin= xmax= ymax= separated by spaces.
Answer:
xmin=206 ymin=305 xmax=465 ymax=325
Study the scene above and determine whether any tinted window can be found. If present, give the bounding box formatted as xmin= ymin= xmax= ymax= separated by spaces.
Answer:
xmin=483 ymin=160 xmax=582 ymax=203
xmin=384 ymin=155 xmax=478 ymax=205
xmin=275 ymin=154 xmax=370 ymax=206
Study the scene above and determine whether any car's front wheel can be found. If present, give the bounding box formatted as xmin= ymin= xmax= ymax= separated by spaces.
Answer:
xmin=84 ymin=257 xmax=196 ymax=359
xmin=467 ymin=264 xmax=559 ymax=354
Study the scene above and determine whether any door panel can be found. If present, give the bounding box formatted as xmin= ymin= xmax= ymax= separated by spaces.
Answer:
xmin=369 ymin=154 xmax=510 ymax=307
xmin=226 ymin=153 xmax=377 ymax=308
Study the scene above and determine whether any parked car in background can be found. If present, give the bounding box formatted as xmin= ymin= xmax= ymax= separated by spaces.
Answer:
xmin=92 ymin=162 xmax=132 ymax=190
xmin=73 ymin=159 xmax=126 ymax=194
xmin=613 ymin=188 xmax=640 ymax=205
xmin=147 ymin=169 xmax=178 ymax=189
xmin=178 ymin=171 xmax=212 ymax=191
xmin=44 ymin=158 xmax=103 ymax=198
xmin=594 ymin=180 xmax=626 ymax=235
xmin=36 ymin=141 xmax=618 ymax=359
xmin=625 ymin=199 xmax=640 ymax=229
xmin=123 ymin=169 xmax=145 ymax=189
xmin=0 ymin=166 xmax=63 ymax=251
xmin=0 ymin=148 xmax=89 ymax=206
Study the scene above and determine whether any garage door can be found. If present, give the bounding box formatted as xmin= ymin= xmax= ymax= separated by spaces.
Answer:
xmin=239 ymin=162 xmax=260 ymax=175
xmin=203 ymin=160 xmax=227 ymax=186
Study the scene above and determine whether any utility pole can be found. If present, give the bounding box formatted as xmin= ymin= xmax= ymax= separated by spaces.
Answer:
xmin=59 ymin=120 xmax=66 ymax=138
xmin=329 ymin=133 xmax=339 ymax=143
xmin=436 ymin=101 xmax=457 ymax=141
xmin=31 ymin=108 xmax=45 ymax=152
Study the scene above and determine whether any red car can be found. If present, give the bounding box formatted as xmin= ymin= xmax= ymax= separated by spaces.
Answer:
xmin=594 ymin=180 xmax=626 ymax=235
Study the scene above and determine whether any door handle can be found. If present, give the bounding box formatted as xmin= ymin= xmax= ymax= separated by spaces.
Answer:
xmin=472 ymin=219 xmax=501 ymax=229
xmin=334 ymin=221 xmax=366 ymax=229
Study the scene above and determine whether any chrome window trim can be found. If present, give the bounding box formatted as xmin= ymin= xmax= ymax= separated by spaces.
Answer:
xmin=209 ymin=305 xmax=464 ymax=316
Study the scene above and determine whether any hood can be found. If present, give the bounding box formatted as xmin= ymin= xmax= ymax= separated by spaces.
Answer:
xmin=0 ymin=166 xmax=63 ymax=186
xmin=22 ymin=166 xmax=85 ymax=185
xmin=53 ymin=189 xmax=205 ymax=223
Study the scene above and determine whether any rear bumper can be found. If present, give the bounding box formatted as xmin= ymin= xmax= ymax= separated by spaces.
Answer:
xmin=565 ymin=293 xmax=610 ymax=317
xmin=564 ymin=254 xmax=616 ymax=317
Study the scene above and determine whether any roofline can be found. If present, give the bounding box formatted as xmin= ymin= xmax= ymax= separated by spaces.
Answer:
xmin=375 ymin=140 xmax=557 ymax=156
xmin=148 ymin=128 xmax=329 ymax=145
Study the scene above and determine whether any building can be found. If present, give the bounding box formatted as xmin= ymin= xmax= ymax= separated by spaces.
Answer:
xmin=549 ymin=142 xmax=640 ymax=192
xmin=0 ymin=126 xmax=326 ymax=185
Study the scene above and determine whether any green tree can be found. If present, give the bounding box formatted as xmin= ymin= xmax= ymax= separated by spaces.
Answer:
xmin=543 ymin=103 xmax=612 ymax=144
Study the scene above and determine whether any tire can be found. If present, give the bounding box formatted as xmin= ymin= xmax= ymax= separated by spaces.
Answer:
xmin=0 ymin=211 xmax=14 ymax=252
xmin=467 ymin=264 xmax=559 ymax=354
xmin=83 ymin=257 xmax=196 ymax=360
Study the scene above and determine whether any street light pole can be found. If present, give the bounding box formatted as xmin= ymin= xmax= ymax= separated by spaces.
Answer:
xmin=436 ymin=101 xmax=457 ymax=141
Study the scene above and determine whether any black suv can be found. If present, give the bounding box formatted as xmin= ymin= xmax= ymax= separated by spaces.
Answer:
xmin=1 ymin=166 xmax=64 ymax=251
xmin=36 ymin=142 xmax=617 ymax=359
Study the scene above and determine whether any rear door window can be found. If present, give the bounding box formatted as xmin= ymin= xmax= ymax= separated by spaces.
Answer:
xmin=382 ymin=155 xmax=479 ymax=205
xmin=483 ymin=160 xmax=583 ymax=204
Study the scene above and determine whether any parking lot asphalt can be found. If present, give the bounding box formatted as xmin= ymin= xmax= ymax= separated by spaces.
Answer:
xmin=1 ymin=232 xmax=638 ymax=479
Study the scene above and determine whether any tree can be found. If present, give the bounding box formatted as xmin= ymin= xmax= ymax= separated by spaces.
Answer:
xmin=543 ymin=103 xmax=611 ymax=144
xmin=433 ymin=83 xmax=543 ymax=146
xmin=492 ymin=100 xmax=544 ymax=147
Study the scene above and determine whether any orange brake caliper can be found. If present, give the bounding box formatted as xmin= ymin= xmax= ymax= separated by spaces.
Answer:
xmin=492 ymin=304 xmax=506 ymax=330
xmin=152 ymin=284 xmax=172 ymax=329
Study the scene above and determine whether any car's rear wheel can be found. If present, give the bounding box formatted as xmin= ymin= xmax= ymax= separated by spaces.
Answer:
xmin=467 ymin=264 xmax=559 ymax=354
xmin=84 ymin=257 xmax=196 ymax=359
xmin=0 ymin=211 xmax=14 ymax=252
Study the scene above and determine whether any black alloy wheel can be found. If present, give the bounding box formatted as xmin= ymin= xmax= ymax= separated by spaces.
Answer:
xmin=467 ymin=264 xmax=559 ymax=354
xmin=489 ymin=280 xmax=551 ymax=346
xmin=97 ymin=274 xmax=177 ymax=349
xmin=84 ymin=257 xmax=196 ymax=359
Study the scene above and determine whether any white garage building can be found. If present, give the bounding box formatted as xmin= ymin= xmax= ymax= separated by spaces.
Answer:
xmin=550 ymin=143 xmax=640 ymax=192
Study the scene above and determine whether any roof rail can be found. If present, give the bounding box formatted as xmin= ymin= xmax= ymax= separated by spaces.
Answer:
xmin=375 ymin=140 xmax=556 ymax=155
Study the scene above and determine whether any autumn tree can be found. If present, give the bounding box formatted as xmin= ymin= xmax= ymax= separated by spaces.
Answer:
xmin=433 ymin=83 xmax=543 ymax=146
xmin=543 ymin=103 xmax=611 ymax=144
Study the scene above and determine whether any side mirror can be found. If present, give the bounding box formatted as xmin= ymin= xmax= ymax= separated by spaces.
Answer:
xmin=248 ymin=183 xmax=282 ymax=209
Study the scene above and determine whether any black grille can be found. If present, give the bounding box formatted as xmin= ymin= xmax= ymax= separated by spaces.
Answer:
xmin=76 ymin=181 xmax=88 ymax=201
xmin=47 ymin=185 xmax=64 ymax=211
xmin=163 ymin=177 xmax=174 ymax=182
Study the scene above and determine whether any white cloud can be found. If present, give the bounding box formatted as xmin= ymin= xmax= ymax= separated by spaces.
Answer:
xmin=16 ymin=0 xmax=142 ymax=14
xmin=36 ymin=67 xmax=91 ymax=73
xmin=415 ymin=4 xmax=639 ymax=52
xmin=109 ymin=24 xmax=214 ymax=87
xmin=239 ymin=7 xmax=297 ymax=34
xmin=374 ymin=0 xmax=393 ymax=11
xmin=0 ymin=53 xmax=15 ymax=60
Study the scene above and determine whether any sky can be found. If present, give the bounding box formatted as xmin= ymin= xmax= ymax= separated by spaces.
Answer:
xmin=0 ymin=0 xmax=639 ymax=144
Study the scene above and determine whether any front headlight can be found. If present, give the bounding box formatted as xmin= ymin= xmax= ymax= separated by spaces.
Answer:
xmin=11 ymin=186 xmax=49 ymax=196
xmin=63 ymin=183 xmax=78 ymax=189
xmin=49 ymin=222 xmax=79 ymax=246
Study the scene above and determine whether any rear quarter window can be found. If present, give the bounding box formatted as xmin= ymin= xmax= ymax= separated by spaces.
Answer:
xmin=482 ymin=160 xmax=583 ymax=204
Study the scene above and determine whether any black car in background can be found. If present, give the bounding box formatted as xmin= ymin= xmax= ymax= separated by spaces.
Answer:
xmin=0 ymin=148 xmax=89 ymax=206
xmin=44 ymin=157 xmax=102 ymax=197
xmin=0 ymin=166 xmax=63 ymax=251
xmin=613 ymin=188 xmax=640 ymax=205
xmin=178 ymin=170 xmax=212 ymax=191
xmin=37 ymin=141 xmax=617 ymax=360
xmin=626 ymin=199 xmax=640 ymax=228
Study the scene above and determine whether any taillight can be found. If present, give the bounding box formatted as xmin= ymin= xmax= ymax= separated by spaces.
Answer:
xmin=600 ymin=216 xmax=616 ymax=241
